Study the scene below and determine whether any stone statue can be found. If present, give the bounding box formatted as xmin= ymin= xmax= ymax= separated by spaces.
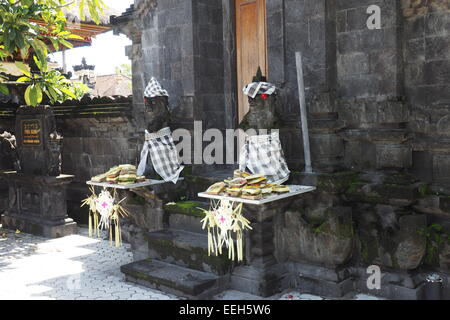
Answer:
xmin=239 ymin=67 xmax=281 ymax=130
xmin=46 ymin=131 xmax=63 ymax=177
xmin=0 ymin=131 xmax=21 ymax=171
xmin=143 ymin=77 xmax=171 ymax=132
xmin=141 ymin=78 xmax=171 ymax=179
xmin=144 ymin=95 xmax=171 ymax=132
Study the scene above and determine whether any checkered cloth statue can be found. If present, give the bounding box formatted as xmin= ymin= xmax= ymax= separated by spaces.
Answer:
xmin=239 ymin=131 xmax=290 ymax=184
xmin=137 ymin=127 xmax=184 ymax=184
xmin=144 ymin=77 xmax=169 ymax=98
xmin=242 ymin=82 xmax=277 ymax=99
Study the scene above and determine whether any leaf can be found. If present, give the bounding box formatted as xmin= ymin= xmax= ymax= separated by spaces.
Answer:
xmin=16 ymin=76 xmax=30 ymax=83
xmin=50 ymin=38 xmax=60 ymax=52
xmin=19 ymin=43 xmax=30 ymax=60
xmin=46 ymin=86 xmax=59 ymax=102
xmin=15 ymin=61 xmax=30 ymax=76
xmin=59 ymin=39 xmax=73 ymax=49
xmin=8 ymin=28 xmax=16 ymax=41
xmin=30 ymin=39 xmax=48 ymax=70
xmin=67 ymin=34 xmax=83 ymax=40
xmin=33 ymin=84 xmax=43 ymax=105
xmin=33 ymin=55 xmax=42 ymax=70
xmin=60 ymin=86 xmax=76 ymax=99
xmin=0 ymin=84 xmax=9 ymax=95
xmin=79 ymin=0 xmax=86 ymax=21
xmin=31 ymin=39 xmax=48 ymax=57
xmin=24 ymin=84 xmax=33 ymax=106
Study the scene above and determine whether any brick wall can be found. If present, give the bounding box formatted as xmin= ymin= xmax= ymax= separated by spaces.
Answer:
xmin=336 ymin=0 xmax=402 ymax=98
xmin=403 ymin=0 xmax=450 ymax=193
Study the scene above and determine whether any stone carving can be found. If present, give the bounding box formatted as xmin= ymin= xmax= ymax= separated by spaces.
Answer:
xmin=15 ymin=105 xmax=63 ymax=176
xmin=47 ymin=132 xmax=63 ymax=177
xmin=144 ymin=96 xmax=171 ymax=133
xmin=239 ymin=68 xmax=281 ymax=130
xmin=239 ymin=94 xmax=281 ymax=130
xmin=0 ymin=131 xmax=21 ymax=171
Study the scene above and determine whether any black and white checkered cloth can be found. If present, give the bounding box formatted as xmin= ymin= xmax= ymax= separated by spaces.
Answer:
xmin=242 ymin=82 xmax=277 ymax=99
xmin=137 ymin=127 xmax=184 ymax=184
xmin=144 ymin=77 xmax=169 ymax=98
xmin=239 ymin=131 xmax=290 ymax=184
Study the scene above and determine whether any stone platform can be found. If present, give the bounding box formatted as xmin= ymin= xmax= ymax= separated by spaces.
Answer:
xmin=0 ymin=171 xmax=77 ymax=238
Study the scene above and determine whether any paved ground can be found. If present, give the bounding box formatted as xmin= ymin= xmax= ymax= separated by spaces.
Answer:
xmin=0 ymin=226 xmax=380 ymax=300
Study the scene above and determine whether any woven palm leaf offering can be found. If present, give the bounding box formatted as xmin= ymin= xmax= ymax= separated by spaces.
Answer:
xmin=200 ymin=199 xmax=252 ymax=262
xmin=81 ymin=188 xmax=130 ymax=247
xmin=81 ymin=186 xmax=100 ymax=238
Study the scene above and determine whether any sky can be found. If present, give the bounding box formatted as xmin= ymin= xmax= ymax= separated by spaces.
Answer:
xmin=50 ymin=0 xmax=134 ymax=77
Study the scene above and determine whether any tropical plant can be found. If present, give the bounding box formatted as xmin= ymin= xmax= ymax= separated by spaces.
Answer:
xmin=115 ymin=63 xmax=131 ymax=77
xmin=0 ymin=0 xmax=106 ymax=105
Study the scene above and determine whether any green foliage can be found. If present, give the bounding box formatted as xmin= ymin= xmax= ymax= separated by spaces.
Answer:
xmin=115 ymin=63 xmax=132 ymax=77
xmin=0 ymin=0 xmax=105 ymax=105
xmin=16 ymin=56 xmax=89 ymax=105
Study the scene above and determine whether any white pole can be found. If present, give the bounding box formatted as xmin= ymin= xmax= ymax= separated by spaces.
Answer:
xmin=62 ymin=48 xmax=67 ymax=74
xmin=295 ymin=52 xmax=313 ymax=173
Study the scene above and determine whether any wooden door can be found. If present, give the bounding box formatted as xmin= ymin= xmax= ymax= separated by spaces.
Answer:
xmin=236 ymin=0 xmax=267 ymax=123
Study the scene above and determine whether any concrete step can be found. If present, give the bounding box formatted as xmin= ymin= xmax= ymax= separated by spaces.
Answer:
xmin=121 ymin=259 xmax=227 ymax=299
xmin=145 ymin=229 xmax=232 ymax=275
xmin=164 ymin=201 xmax=209 ymax=234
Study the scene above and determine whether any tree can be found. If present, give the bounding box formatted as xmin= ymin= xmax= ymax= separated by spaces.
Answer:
xmin=0 ymin=0 xmax=106 ymax=106
xmin=115 ymin=63 xmax=131 ymax=78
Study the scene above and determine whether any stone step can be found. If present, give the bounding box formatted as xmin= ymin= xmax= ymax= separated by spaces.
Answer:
xmin=121 ymin=259 xmax=227 ymax=299
xmin=164 ymin=201 xmax=209 ymax=234
xmin=145 ymin=229 xmax=232 ymax=275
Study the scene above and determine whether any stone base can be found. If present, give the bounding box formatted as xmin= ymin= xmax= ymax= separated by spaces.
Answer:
xmin=1 ymin=214 xmax=77 ymax=238
xmin=0 ymin=171 xmax=77 ymax=238
xmin=354 ymin=278 xmax=425 ymax=300
xmin=230 ymin=258 xmax=286 ymax=297
xmin=283 ymin=262 xmax=354 ymax=298
xmin=351 ymin=267 xmax=426 ymax=300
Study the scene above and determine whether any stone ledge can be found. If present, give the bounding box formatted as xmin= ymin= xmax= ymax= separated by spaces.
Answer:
xmin=1 ymin=214 xmax=77 ymax=238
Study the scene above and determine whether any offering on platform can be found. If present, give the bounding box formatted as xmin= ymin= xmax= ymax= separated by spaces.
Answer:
xmin=228 ymin=178 xmax=248 ymax=188
xmin=241 ymin=186 xmax=262 ymax=200
xmin=226 ymin=187 xmax=242 ymax=198
xmin=272 ymin=185 xmax=290 ymax=194
xmin=90 ymin=164 xmax=145 ymax=185
xmin=205 ymin=182 xmax=227 ymax=195
xmin=204 ymin=171 xmax=290 ymax=200
xmin=246 ymin=174 xmax=267 ymax=185
xmin=233 ymin=170 xmax=251 ymax=178
xmin=91 ymin=172 xmax=108 ymax=183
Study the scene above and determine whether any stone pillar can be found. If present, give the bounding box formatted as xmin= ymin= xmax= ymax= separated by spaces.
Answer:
xmin=230 ymin=200 xmax=293 ymax=297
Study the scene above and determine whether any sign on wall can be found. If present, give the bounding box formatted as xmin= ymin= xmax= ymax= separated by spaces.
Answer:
xmin=21 ymin=119 xmax=42 ymax=146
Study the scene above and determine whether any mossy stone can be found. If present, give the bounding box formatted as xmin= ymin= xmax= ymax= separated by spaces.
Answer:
xmin=164 ymin=201 xmax=207 ymax=218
